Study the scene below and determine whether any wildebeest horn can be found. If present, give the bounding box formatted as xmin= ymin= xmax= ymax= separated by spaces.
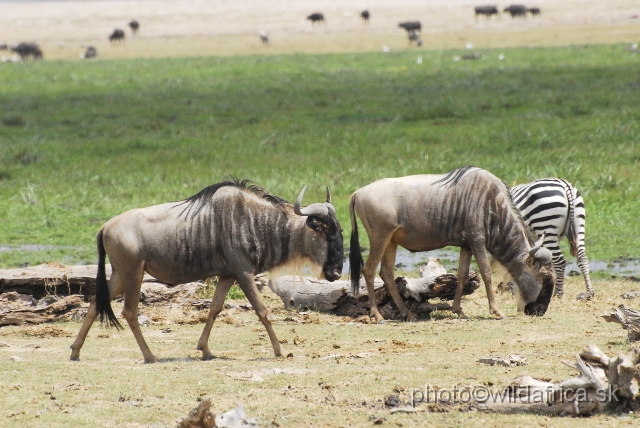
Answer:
xmin=326 ymin=187 xmax=331 ymax=204
xmin=529 ymin=233 xmax=545 ymax=257
xmin=294 ymin=186 xmax=329 ymax=217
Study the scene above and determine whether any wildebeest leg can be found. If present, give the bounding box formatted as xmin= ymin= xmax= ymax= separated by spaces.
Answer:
xmin=69 ymin=296 xmax=97 ymax=360
xmin=197 ymin=276 xmax=234 ymax=360
xmin=70 ymin=269 xmax=125 ymax=361
xmin=380 ymin=244 xmax=417 ymax=321
xmin=471 ymin=244 xmax=504 ymax=319
xmin=452 ymin=247 xmax=472 ymax=319
xmin=119 ymin=267 xmax=158 ymax=363
xmin=237 ymin=273 xmax=284 ymax=357
xmin=362 ymin=236 xmax=392 ymax=323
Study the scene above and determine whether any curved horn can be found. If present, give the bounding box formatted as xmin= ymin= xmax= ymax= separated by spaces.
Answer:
xmin=529 ymin=233 xmax=545 ymax=257
xmin=326 ymin=187 xmax=332 ymax=204
xmin=294 ymin=186 xmax=329 ymax=217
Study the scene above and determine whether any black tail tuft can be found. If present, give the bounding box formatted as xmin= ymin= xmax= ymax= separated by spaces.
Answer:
xmin=95 ymin=230 xmax=123 ymax=330
xmin=349 ymin=196 xmax=364 ymax=295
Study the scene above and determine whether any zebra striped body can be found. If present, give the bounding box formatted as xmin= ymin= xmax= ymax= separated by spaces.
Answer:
xmin=511 ymin=178 xmax=593 ymax=298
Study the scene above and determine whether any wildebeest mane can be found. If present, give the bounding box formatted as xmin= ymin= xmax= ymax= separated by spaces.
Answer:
xmin=177 ymin=178 xmax=288 ymax=218
xmin=434 ymin=165 xmax=478 ymax=187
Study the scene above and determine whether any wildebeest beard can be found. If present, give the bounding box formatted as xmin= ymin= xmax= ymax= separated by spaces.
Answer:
xmin=524 ymin=267 xmax=555 ymax=316
xmin=309 ymin=210 xmax=343 ymax=282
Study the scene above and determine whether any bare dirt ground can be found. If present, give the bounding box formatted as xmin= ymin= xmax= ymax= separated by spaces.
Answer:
xmin=1 ymin=0 xmax=639 ymax=60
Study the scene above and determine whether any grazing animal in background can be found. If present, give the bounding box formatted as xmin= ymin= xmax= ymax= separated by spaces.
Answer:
xmin=510 ymin=178 xmax=593 ymax=299
xmin=80 ymin=46 xmax=97 ymax=59
xmin=349 ymin=167 xmax=555 ymax=322
xmin=10 ymin=42 xmax=43 ymax=60
xmin=528 ymin=7 xmax=541 ymax=17
xmin=504 ymin=5 xmax=528 ymax=18
xmin=398 ymin=21 xmax=421 ymax=33
xmin=69 ymin=180 xmax=344 ymax=363
xmin=475 ymin=5 xmax=499 ymax=20
xmin=408 ymin=30 xmax=422 ymax=47
xmin=0 ymin=43 xmax=7 ymax=50
xmin=307 ymin=13 xmax=325 ymax=25
xmin=259 ymin=31 xmax=269 ymax=46
xmin=129 ymin=20 xmax=140 ymax=35
xmin=109 ymin=29 xmax=125 ymax=43
xmin=361 ymin=10 xmax=370 ymax=24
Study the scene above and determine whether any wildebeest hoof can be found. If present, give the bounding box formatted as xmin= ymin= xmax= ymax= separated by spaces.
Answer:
xmin=576 ymin=292 xmax=593 ymax=301
xmin=144 ymin=357 xmax=159 ymax=364
xmin=377 ymin=319 xmax=387 ymax=325
xmin=286 ymin=352 xmax=294 ymax=358
xmin=70 ymin=356 xmax=80 ymax=361
xmin=202 ymin=354 xmax=217 ymax=361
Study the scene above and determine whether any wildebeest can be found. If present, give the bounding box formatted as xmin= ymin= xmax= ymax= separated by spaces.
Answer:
xmin=307 ymin=13 xmax=325 ymax=25
xmin=129 ymin=20 xmax=140 ymax=35
xmin=259 ymin=31 xmax=269 ymax=46
xmin=0 ymin=43 xmax=7 ymax=50
xmin=475 ymin=5 xmax=499 ymax=20
xmin=80 ymin=46 xmax=97 ymax=59
xmin=504 ymin=4 xmax=528 ymax=18
xmin=109 ymin=29 xmax=125 ymax=43
xmin=361 ymin=10 xmax=370 ymax=24
xmin=10 ymin=43 xmax=43 ymax=60
xmin=70 ymin=180 xmax=344 ymax=363
xmin=528 ymin=7 xmax=541 ymax=17
xmin=349 ymin=167 xmax=555 ymax=322
xmin=398 ymin=21 xmax=421 ymax=33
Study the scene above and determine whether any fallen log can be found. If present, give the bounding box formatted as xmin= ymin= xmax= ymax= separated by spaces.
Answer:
xmin=0 ymin=292 xmax=86 ymax=326
xmin=602 ymin=305 xmax=640 ymax=341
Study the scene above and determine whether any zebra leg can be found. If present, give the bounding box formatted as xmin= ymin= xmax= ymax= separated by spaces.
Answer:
xmin=576 ymin=248 xmax=594 ymax=299
xmin=552 ymin=254 xmax=567 ymax=298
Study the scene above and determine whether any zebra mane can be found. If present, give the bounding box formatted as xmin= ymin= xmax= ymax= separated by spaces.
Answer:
xmin=176 ymin=178 xmax=288 ymax=218
xmin=434 ymin=166 xmax=478 ymax=187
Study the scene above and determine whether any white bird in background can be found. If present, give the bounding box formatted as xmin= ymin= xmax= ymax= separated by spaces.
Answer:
xmin=631 ymin=43 xmax=638 ymax=52
xmin=382 ymin=45 xmax=390 ymax=53
xmin=498 ymin=53 xmax=505 ymax=60
xmin=417 ymin=56 xmax=422 ymax=64
xmin=465 ymin=42 xmax=474 ymax=50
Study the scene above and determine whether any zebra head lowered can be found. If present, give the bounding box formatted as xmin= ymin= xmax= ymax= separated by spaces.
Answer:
xmin=349 ymin=167 xmax=556 ymax=322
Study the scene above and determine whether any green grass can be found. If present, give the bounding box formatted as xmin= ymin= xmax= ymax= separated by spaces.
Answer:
xmin=1 ymin=44 xmax=639 ymax=267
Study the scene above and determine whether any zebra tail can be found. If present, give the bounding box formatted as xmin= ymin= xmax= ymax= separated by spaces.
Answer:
xmin=562 ymin=180 xmax=579 ymax=258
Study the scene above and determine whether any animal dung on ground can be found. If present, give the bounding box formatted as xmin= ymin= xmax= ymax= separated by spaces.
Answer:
xmin=602 ymin=305 xmax=640 ymax=341
xmin=477 ymin=354 xmax=527 ymax=367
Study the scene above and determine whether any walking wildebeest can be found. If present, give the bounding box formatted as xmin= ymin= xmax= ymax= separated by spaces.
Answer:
xmin=259 ymin=31 xmax=269 ymax=46
xmin=504 ymin=5 xmax=528 ymax=18
xmin=81 ymin=46 xmax=97 ymax=59
xmin=70 ymin=180 xmax=344 ymax=363
xmin=349 ymin=167 xmax=555 ymax=322
xmin=307 ymin=13 xmax=325 ymax=25
xmin=399 ymin=21 xmax=421 ymax=33
xmin=109 ymin=29 xmax=125 ymax=43
xmin=129 ymin=20 xmax=140 ymax=35
xmin=528 ymin=7 xmax=541 ymax=17
xmin=11 ymin=43 xmax=43 ymax=60
xmin=408 ymin=30 xmax=422 ymax=47
xmin=361 ymin=10 xmax=370 ymax=24
xmin=475 ymin=5 xmax=499 ymax=20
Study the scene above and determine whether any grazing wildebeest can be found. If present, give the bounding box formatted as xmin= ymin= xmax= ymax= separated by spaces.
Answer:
xmin=307 ymin=13 xmax=325 ymax=25
xmin=528 ymin=7 xmax=541 ymax=17
xmin=504 ymin=5 xmax=528 ymax=18
xmin=361 ymin=10 xmax=370 ymax=24
xmin=109 ymin=29 xmax=125 ymax=43
xmin=70 ymin=180 xmax=344 ymax=363
xmin=10 ymin=42 xmax=43 ymax=60
xmin=399 ymin=21 xmax=421 ymax=33
xmin=510 ymin=178 xmax=592 ymax=299
xmin=259 ymin=31 xmax=269 ymax=46
xmin=475 ymin=5 xmax=499 ymax=20
xmin=81 ymin=46 xmax=97 ymax=59
xmin=129 ymin=20 xmax=140 ymax=35
xmin=408 ymin=30 xmax=422 ymax=47
xmin=349 ymin=167 xmax=555 ymax=322
xmin=0 ymin=43 xmax=7 ymax=50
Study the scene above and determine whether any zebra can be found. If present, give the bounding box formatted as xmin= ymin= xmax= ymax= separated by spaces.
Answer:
xmin=510 ymin=178 xmax=594 ymax=299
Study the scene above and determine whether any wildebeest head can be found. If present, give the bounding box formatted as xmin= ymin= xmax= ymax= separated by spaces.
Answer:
xmin=293 ymin=186 xmax=343 ymax=282
xmin=513 ymin=234 xmax=555 ymax=316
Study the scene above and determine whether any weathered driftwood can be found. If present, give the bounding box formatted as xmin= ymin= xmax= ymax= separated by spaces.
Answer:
xmin=477 ymin=344 xmax=640 ymax=416
xmin=602 ymin=305 xmax=640 ymax=341
xmin=269 ymin=260 xmax=480 ymax=319
xmin=0 ymin=292 xmax=86 ymax=326
xmin=478 ymin=354 xmax=526 ymax=367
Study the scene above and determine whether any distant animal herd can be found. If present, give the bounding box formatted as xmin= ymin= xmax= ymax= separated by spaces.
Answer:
xmin=1 ymin=5 xmax=545 ymax=62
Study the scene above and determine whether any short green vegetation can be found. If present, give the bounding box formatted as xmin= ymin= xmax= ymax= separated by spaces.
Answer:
xmin=1 ymin=44 xmax=638 ymax=267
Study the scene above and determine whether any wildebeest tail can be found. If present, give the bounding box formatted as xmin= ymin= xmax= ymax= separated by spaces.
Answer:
xmin=95 ymin=230 xmax=123 ymax=330
xmin=349 ymin=194 xmax=364 ymax=295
